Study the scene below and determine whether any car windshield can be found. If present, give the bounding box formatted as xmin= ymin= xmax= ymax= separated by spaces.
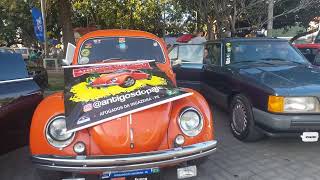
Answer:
xmin=228 ymin=41 xmax=309 ymax=65
xmin=78 ymin=37 xmax=165 ymax=64
xmin=169 ymin=44 xmax=204 ymax=64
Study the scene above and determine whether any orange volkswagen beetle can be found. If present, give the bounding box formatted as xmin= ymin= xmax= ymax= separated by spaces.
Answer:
xmin=30 ymin=30 xmax=216 ymax=180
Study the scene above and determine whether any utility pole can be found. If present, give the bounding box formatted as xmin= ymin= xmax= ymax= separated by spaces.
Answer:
xmin=40 ymin=0 xmax=47 ymax=57
xmin=267 ymin=0 xmax=274 ymax=37
xmin=163 ymin=1 xmax=166 ymax=38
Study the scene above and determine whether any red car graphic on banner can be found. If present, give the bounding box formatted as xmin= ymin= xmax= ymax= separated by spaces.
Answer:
xmin=89 ymin=69 xmax=151 ymax=88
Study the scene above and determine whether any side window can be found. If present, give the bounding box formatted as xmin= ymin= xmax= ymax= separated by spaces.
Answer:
xmin=168 ymin=46 xmax=178 ymax=60
xmin=205 ymin=43 xmax=221 ymax=65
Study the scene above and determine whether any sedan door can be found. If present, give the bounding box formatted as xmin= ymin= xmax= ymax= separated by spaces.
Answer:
xmin=203 ymin=42 xmax=232 ymax=109
xmin=169 ymin=44 xmax=205 ymax=91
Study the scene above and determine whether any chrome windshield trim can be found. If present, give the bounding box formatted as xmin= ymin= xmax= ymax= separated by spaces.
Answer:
xmin=0 ymin=77 xmax=33 ymax=84
xmin=32 ymin=140 xmax=217 ymax=172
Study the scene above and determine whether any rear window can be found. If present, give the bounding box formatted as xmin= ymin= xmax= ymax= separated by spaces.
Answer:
xmin=78 ymin=37 xmax=165 ymax=64
xmin=0 ymin=53 xmax=28 ymax=81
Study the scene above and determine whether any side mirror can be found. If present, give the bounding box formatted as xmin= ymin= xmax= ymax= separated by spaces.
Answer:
xmin=63 ymin=43 xmax=76 ymax=66
xmin=62 ymin=59 xmax=69 ymax=66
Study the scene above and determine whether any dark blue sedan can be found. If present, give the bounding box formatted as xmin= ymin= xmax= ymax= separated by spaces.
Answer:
xmin=171 ymin=38 xmax=320 ymax=142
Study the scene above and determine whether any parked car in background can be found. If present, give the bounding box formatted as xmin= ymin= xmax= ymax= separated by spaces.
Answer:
xmin=0 ymin=47 xmax=48 ymax=89
xmin=0 ymin=52 xmax=43 ymax=154
xmin=172 ymin=38 xmax=320 ymax=142
xmin=0 ymin=47 xmax=15 ymax=53
xmin=30 ymin=30 xmax=217 ymax=180
xmin=14 ymin=47 xmax=30 ymax=60
xmin=294 ymin=43 xmax=320 ymax=65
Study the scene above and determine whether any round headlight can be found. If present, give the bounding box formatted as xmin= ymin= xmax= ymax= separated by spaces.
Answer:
xmin=46 ymin=116 xmax=75 ymax=148
xmin=178 ymin=107 xmax=203 ymax=137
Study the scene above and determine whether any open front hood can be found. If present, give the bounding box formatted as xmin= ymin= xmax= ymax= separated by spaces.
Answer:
xmin=89 ymin=103 xmax=171 ymax=155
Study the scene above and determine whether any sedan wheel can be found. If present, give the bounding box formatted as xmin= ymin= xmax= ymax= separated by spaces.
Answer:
xmin=230 ymin=94 xmax=265 ymax=142
xmin=231 ymin=101 xmax=248 ymax=135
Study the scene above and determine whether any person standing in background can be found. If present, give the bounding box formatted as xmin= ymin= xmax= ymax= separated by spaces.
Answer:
xmin=189 ymin=31 xmax=207 ymax=44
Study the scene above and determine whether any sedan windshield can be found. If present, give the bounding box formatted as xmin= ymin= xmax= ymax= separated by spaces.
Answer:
xmin=169 ymin=44 xmax=204 ymax=64
xmin=228 ymin=41 xmax=309 ymax=65
xmin=78 ymin=37 xmax=165 ymax=64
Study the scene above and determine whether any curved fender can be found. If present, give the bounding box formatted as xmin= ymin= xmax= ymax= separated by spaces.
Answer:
xmin=167 ymin=88 xmax=214 ymax=148
xmin=29 ymin=92 xmax=90 ymax=155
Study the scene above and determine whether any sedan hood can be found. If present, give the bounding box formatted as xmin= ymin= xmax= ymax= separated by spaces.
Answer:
xmin=89 ymin=103 xmax=171 ymax=155
xmin=235 ymin=62 xmax=320 ymax=96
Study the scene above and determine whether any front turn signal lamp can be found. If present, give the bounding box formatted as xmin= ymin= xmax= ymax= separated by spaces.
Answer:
xmin=268 ymin=96 xmax=320 ymax=113
xmin=268 ymin=96 xmax=284 ymax=113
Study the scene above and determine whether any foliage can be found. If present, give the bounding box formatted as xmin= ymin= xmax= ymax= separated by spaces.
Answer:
xmin=72 ymin=0 xmax=166 ymax=37
xmin=0 ymin=0 xmax=319 ymax=47
xmin=0 ymin=0 xmax=37 ymax=46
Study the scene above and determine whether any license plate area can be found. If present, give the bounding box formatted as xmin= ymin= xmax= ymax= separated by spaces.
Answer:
xmin=101 ymin=168 xmax=160 ymax=180
xmin=301 ymin=132 xmax=319 ymax=142
xmin=177 ymin=165 xmax=197 ymax=179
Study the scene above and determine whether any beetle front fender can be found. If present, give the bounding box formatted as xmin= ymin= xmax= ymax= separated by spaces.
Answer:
xmin=167 ymin=88 xmax=214 ymax=148
xmin=29 ymin=92 xmax=90 ymax=156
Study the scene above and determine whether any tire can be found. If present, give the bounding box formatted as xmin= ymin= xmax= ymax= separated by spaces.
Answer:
xmin=121 ymin=77 xmax=136 ymax=88
xmin=147 ymin=74 xmax=152 ymax=80
xmin=229 ymin=94 xmax=265 ymax=142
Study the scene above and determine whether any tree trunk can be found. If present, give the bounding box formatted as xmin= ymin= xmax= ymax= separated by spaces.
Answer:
xmin=267 ymin=0 xmax=274 ymax=37
xmin=230 ymin=1 xmax=237 ymax=36
xmin=58 ymin=0 xmax=75 ymax=55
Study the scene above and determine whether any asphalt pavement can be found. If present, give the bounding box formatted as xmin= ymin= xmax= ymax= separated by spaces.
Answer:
xmin=1 ymin=105 xmax=320 ymax=180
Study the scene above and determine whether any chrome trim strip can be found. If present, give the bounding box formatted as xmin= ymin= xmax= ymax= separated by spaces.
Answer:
xmin=32 ymin=140 xmax=217 ymax=172
xmin=0 ymin=77 xmax=33 ymax=84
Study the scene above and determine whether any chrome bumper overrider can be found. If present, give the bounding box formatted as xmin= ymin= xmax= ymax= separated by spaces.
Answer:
xmin=32 ymin=140 xmax=217 ymax=172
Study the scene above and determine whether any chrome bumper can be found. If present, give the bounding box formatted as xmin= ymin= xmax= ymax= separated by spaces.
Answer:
xmin=32 ymin=140 xmax=217 ymax=172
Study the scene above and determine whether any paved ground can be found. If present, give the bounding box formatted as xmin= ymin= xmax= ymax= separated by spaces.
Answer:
xmin=1 ymin=105 xmax=320 ymax=180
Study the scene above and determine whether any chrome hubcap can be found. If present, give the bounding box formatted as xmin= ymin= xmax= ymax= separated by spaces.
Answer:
xmin=232 ymin=101 xmax=248 ymax=135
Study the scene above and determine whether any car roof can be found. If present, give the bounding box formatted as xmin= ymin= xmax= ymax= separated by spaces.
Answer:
xmin=207 ymin=37 xmax=288 ymax=43
xmin=14 ymin=47 xmax=28 ymax=49
xmin=81 ymin=29 xmax=161 ymax=41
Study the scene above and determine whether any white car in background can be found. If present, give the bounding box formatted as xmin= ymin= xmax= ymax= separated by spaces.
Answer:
xmin=14 ymin=47 xmax=29 ymax=60
xmin=0 ymin=47 xmax=15 ymax=53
